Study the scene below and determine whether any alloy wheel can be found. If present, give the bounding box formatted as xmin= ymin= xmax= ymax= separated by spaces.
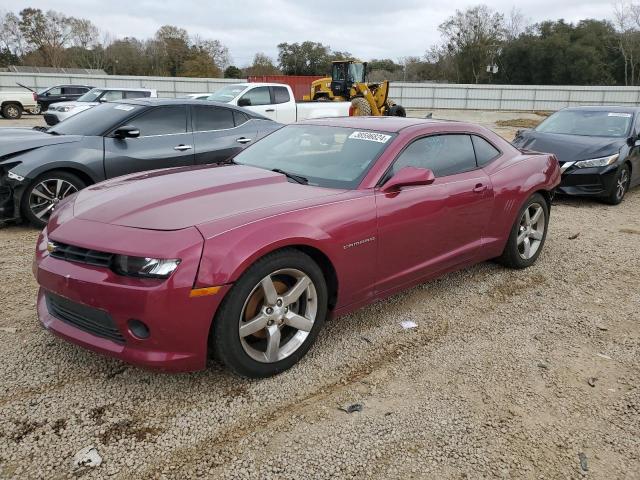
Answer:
xmin=5 ymin=105 xmax=20 ymax=119
xmin=517 ymin=202 xmax=545 ymax=260
xmin=29 ymin=179 xmax=78 ymax=221
xmin=239 ymin=268 xmax=318 ymax=363
xmin=616 ymin=168 xmax=629 ymax=202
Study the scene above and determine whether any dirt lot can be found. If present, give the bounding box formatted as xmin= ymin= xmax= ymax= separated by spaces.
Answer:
xmin=1 ymin=111 xmax=638 ymax=479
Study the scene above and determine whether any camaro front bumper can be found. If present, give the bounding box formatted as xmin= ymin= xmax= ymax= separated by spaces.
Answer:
xmin=556 ymin=163 xmax=619 ymax=197
xmin=34 ymin=223 xmax=231 ymax=372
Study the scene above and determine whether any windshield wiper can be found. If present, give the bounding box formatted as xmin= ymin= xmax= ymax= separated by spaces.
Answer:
xmin=271 ymin=168 xmax=308 ymax=185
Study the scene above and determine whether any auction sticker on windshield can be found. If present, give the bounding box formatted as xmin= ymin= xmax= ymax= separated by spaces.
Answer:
xmin=114 ymin=105 xmax=136 ymax=111
xmin=608 ymin=112 xmax=632 ymax=117
xmin=348 ymin=131 xmax=392 ymax=143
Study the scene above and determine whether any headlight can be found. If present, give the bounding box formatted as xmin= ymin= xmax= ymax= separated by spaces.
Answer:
xmin=59 ymin=106 xmax=74 ymax=112
xmin=112 ymin=255 xmax=181 ymax=279
xmin=574 ymin=154 xmax=619 ymax=168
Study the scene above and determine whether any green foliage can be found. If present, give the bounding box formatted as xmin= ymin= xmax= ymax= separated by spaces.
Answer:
xmin=224 ymin=65 xmax=243 ymax=78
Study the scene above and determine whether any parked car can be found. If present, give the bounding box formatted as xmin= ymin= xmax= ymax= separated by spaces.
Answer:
xmin=512 ymin=106 xmax=640 ymax=204
xmin=43 ymin=88 xmax=158 ymax=126
xmin=33 ymin=116 xmax=560 ymax=377
xmin=0 ymin=90 xmax=39 ymax=119
xmin=35 ymin=84 xmax=94 ymax=111
xmin=0 ymin=98 xmax=280 ymax=227
xmin=206 ymin=83 xmax=351 ymax=123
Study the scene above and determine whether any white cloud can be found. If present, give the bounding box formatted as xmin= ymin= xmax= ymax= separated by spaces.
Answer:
xmin=4 ymin=0 xmax=615 ymax=66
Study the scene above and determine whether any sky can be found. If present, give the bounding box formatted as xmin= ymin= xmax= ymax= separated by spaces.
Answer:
xmin=5 ymin=0 xmax=615 ymax=66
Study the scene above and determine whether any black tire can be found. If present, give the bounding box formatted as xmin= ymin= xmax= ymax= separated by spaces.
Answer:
xmin=350 ymin=97 xmax=372 ymax=116
xmin=389 ymin=104 xmax=407 ymax=117
xmin=21 ymin=170 xmax=86 ymax=228
xmin=2 ymin=103 xmax=22 ymax=120
xmin=603 ymin=163 xmax=630 ymax=205
xmin=497 ymin=193 xmax=549 ymax=269
xmin=211 ymin=249 xmax=328 ymax=378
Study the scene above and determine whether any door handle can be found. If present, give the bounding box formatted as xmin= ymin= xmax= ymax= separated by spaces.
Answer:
xmin=265 ymin=109 xmax=275 ymax=112
xmin=236 ymin=137 xmax=253 ymax=144
xmin=473 ymin=183 xmax=487 ymax=193
xmin=174 ymin=144 xmax=193 ymax=151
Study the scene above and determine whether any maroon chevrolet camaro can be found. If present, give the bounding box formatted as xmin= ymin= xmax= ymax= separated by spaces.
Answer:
xmin=34 ymin=117 xmax=560 ymax=377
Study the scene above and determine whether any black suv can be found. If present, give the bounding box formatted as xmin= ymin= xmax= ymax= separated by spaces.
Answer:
xmin=36 ymin=85 xmax=94 ymax=111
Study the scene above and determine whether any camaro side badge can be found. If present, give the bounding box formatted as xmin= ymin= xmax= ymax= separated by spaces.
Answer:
xmin=343 ymin=237 xmax=376 ymax=250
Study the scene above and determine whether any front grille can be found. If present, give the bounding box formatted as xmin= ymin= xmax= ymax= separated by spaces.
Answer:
xmin=46 ymin=292 xmax=125 ymax=344
xmin=49 ymin=241 xmax=114 ymax=268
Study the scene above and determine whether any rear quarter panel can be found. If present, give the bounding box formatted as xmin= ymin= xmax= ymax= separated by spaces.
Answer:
xmin=480 ymin=151 xmax=560 ymax=258
xmin=295 ymin=102 xmax=351 ymax=120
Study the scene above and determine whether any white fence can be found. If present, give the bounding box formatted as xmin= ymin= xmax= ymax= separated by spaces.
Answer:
xmin=0 ymin=72 xmax=243 ymax=98
xmin=389 ymin=83 xmax=640 ymax=111
xmin=2 ymin=72 xmax=640 ymax=111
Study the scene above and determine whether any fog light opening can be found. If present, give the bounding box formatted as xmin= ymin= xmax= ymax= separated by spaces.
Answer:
xmin=128 ymin=319 xmax=150 ymax=339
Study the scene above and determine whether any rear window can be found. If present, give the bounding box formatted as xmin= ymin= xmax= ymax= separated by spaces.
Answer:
xmin=472 ymin=135 xmax=501 ymax=166
xmin=193 ymin=105 xmax=235 ymax=131
xmin=273 ymin=86 xmax=290 ymax=104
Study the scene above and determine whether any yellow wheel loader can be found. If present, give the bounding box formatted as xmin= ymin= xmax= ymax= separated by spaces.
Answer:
xmin=303 ymin=60 xmax=406 ymax=117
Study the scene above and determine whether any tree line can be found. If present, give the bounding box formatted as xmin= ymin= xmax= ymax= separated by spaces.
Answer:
xmin=2 ymin=4 xmax=640 ymax=85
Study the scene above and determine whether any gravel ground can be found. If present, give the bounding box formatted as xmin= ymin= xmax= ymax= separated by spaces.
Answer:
xmin=1 ymin=110 xmax=638 ymax=479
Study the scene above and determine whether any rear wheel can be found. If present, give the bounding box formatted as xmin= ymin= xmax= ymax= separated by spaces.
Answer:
xmin=2 ymin=103 xmax=22 ymax=120
xmin=211 ymin=249 xmax=328 ymax=378
xmin=497 ymin=193 xmax=549 ymax=269
xmin=350 ymin=97 xmax=372 ymax=116
xmin=603 ymin=164 xmax=630 ymax=205
xmin=21 ymin=170 xmax=86 ymax=228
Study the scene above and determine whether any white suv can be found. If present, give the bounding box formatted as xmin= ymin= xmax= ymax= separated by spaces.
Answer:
xmin=44 ymin=87 xmax=158 ymax=125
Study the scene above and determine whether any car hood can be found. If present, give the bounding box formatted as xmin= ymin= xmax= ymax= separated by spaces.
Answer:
xmin=513 ymin=130 xmax=625 ymax=163
xmin=49 ymin=101 xmax=96 ymax=110
xmin=0 ymin=129 xmax=82 ymax=160
xmin=72 ymin=164 xmax=347 ymax=231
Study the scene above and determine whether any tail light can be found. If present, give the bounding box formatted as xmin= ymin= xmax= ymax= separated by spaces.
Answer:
xmin=348 ymin=105 xmax=355 ymax=116
xmin=32 ymin=92 xmax=37 ymax=101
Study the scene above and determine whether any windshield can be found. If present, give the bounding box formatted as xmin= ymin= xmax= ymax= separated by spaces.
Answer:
xmin=48 ymin=102 xmax=144 ymax=136
xmin=207 ymin=85 xmax=247 ymax=103
xmin=536 ymin=110 xmax=633 ymax=138
xmin=76 ymin=89 xmax=105 ymax=102
xmin=234 ymin=125 xmax=395 ymax=189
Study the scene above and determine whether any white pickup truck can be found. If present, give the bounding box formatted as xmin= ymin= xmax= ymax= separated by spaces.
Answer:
xmin=0 ymin=90 xmax=39 ymax=119
xmin=206 ymin=83 xmax=351 ymax=123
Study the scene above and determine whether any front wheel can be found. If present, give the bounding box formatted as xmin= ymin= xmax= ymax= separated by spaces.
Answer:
xmin=497 ymin=193 xmax=549 ymax=269
xmin=21 ymin=171 xmax=86 ymax=228
xmin=603 ymin=164 xmax=630 ymax=205
xmin=2 ymin=103 xmax=22 ymax=120
xmin=211 ymin=249 xmax=328 ymax=378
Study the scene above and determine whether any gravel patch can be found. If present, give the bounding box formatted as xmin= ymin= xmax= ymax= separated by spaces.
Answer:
xmin=0 ymin=115 xmax=638 ymax=479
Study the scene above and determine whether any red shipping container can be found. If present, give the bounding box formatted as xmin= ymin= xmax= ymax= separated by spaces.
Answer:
xmin=248 ymin=75 xmax=325 ymax=101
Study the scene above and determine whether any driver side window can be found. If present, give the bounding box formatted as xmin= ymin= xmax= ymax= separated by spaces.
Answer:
xmin=391 ymin=134 xmax=477 ymax=177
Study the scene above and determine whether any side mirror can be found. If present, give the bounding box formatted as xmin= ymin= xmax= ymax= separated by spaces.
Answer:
xmin=627 ymin=136 xmax=640 ymax=147
xmin=381 ymin=167 xmax=435 ymax=193
xmin=113 ymin=125 xmax=140 ymax=139
xmin=237 ymin=97 xmax=251 ymax=107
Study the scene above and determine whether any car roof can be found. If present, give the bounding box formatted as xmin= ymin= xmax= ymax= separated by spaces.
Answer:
xmin=112 ymin=98 xmax=269 ymax=118
xmin=298 ymin=116 xmax=456 ymax=133
xmin=562 ymin=105 xmax=640 ymax=113
xmin=91 ymin=87 xmax=155 ymax=92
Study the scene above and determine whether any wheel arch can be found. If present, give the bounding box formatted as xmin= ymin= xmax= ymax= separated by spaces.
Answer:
xmin=15 ymin=165 xmax=98 ymax=220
